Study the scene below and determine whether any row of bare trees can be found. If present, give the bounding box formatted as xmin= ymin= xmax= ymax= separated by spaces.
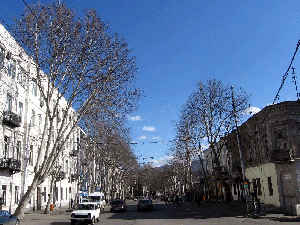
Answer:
xmin=169 ymin=79 xmax=250 ymax=201
xmin=10 ymin=1 xmax=141 ymax=219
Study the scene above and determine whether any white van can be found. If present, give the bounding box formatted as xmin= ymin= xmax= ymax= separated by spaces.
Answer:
xmin=88 ymin=192 xmax=106 ymax=211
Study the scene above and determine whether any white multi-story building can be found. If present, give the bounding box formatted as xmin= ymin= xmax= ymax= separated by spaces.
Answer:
xmin=0 ymin=22 xmax=81 ymax=213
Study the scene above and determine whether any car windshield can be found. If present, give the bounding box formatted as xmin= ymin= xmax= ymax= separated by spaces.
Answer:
xmin=139 ymin=200 xmax=150 ymax=204
xmin=0 ymin=211 xmax=11 ymax=217
xmin=112 ymin=201 xmax=124 ymax=205
xmin=78 ymin=204 xmax=95 ymax=210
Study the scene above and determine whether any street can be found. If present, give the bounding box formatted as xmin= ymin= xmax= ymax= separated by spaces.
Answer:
xmin=19 ymin=200 xmax=300 ymax=225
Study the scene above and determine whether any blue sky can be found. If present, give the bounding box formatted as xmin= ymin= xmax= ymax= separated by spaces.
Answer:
xmin=2 ymin=0 xmax=300 ymax=166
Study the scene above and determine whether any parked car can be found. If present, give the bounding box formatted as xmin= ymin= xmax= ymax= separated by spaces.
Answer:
xmin=137 ymin=199 xmax=153 ymax=212
xmin=110 ymin=200 xmax=127 ymax=212
xmin=0 ymin=210 xmax=19 ymax=225
xmin=70 ymin=202 xmax=100 ymax=225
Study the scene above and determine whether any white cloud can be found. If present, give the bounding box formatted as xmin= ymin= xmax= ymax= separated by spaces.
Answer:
xmin=142 ymin=126 xmax=155 ymax=132
xmin=151 ymin=156 xmax=173 ymax=167
xmin=128 ymin=115 xmax=143 ymax=121
xmin=138 ymin=135 xmax=147 ymax=140
xmin=243 ymin=106 xmax=260 ymax=116
xmin=152 ymin=136 xmax=161 ymax=140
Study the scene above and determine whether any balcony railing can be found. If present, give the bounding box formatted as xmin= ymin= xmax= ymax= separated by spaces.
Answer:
xmin=3 ymin=110 xmax=21 ymax=127
xmin=0 ymin=158 xmax=21 ymax=172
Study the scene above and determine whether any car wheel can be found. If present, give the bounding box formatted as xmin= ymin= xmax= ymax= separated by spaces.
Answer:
xmin=71 ymin=221 xmax=76 ymax=225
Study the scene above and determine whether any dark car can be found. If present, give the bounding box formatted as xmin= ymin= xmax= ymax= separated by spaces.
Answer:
xmin=0 ymin=210 xmax=19 ymax=225
xmin=110 ymin=200 xmax=127 ymax=212
xmin=137 ymin=199 xmax=153 ymax=212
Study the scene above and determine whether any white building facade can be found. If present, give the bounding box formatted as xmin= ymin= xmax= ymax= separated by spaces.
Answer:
xmin=0 ymin=22 xmax=80 ymax=213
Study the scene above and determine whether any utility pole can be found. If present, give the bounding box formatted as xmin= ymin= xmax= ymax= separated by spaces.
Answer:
xmin=231 ymin=86 xmax=249 ymax=212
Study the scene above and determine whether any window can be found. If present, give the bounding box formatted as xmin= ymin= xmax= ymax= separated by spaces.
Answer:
xmin=55 ymin=187 xmax=58 ymax=203
xmin=29 ymin=145 xmax=33 ymax=166
xmin=2 ymin=185 xmax=6 ymax=206
xmin=32 ymin=82 xmax=37 ymax=96
xmin=15 ymin=186 xmax=19 ymax=204
xmin=61 ymin=187 xmax=64 ymax=200
xmin=31 ymin=109 xmax=35 ymax=126
xmin=8 ymin=59 xmax=16 ymax=78
xmin=15 ymin=141 xmax=21 ymax=160
xmin=44 ymin=187 xmax=47 ymax=202
xmin=268 ymin=177 xmax=273 ymax=196
xmin=263 ymin=135 xmax=269 ymax=156
xmin=0 ymin=46 xmax=4 ymax=68
xmin=18 ymin=66 xmax=26 ymax=87
xmin=38 ymin=114 xmax=42 ymax=131
xmin=4 ymin=136 xmax=9 ymax=158
xmin=28 ymin=186 xmax=31 ymax=204
xmin=66 ymin=160 xmax=68 ymax=174
xmin=19 ymin=102 xmax=23 ymax=122
xmin=7 ymin=94 xmax=12 ymax=111
xmin=256 ymin=178 xmax=262 ymax=196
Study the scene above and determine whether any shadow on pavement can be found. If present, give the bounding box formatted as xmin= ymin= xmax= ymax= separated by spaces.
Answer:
xmin=271 ymin=217 xmax=300 ymax=222
xmin=50 ymin=223 xmax=70 ymax=225
xmin=105 ymin=201 xmax=244 ymax=220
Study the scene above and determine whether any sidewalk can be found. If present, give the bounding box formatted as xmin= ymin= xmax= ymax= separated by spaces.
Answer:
xmin=227 ymin=200 xmax=300 ymax=221
xmin=22 ymin=206 xmax=71 ymax=219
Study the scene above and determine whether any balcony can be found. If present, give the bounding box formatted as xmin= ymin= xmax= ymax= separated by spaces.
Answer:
xmin=0 ymin=158 xmax=21 ymax=172
xmin=70 ymin=150 xmax=79 ymax=157
xmin=3 ymin=110 xmax=21 ymax=127
xmin=271 ymin=150 xmax=291 ymax=161
xmin=231 ymin=162 xmax=242 ymax=172
xmin=57 ymin=171 xmax=66 ymax=181
xmin=71 ymin=174 xmax=78 ymax=181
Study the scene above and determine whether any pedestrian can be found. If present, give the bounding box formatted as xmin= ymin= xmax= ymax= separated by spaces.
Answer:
xmin=165 ymin=196 xmax=170 ymax=205
xmin=253 ymin=197 xmax=261 ymax=215
xmin=175 ymin=195 xmax=181 ymax=208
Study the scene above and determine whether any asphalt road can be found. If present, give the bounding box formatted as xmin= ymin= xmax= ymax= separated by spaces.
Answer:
xmin=19 ymin=200 xmax=300 ymax=225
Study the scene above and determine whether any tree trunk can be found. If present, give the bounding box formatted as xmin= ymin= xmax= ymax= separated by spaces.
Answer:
xmin=44 ymin=175 xmax=55 ymax=214
xmin=13 ymin=178 xmax=39 ymax=220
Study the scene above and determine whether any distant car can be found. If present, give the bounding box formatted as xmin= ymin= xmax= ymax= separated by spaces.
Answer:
xmin=137 ymin=199 xmax=153 ymax=212
xmin=110 ymin=198 xmax=122 ymax=205
xmin=0 ymin=210 xmax=19 ymax=225
xmin=110 ymin=200 xmax=127 ymax=212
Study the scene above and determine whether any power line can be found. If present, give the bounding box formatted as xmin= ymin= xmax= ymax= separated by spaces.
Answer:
xmin=273 ymin=39 xmax=300 ymax=104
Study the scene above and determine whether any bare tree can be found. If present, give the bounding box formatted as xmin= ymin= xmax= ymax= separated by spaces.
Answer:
xmin=173 ymin=79 xmax=249 ymax=201
xmin=170 ymin=105 xmax=202 ymax=193
xmin=12 ymin=2 xmax=140 ymax=219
